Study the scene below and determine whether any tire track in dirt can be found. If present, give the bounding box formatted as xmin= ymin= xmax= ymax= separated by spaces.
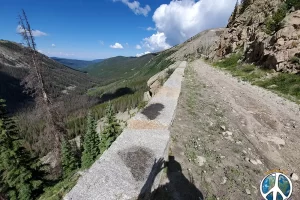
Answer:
xmin=162 ymin=59 xmax=300 ymax=200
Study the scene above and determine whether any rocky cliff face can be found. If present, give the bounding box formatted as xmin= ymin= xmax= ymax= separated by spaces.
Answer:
xmin=212 ymin=0 xmax=300 ymax=73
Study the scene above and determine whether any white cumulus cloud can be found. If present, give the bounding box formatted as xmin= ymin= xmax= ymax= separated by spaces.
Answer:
xmin=110 ymin=42 xmax=124 ymax=49
xmin=136 ymin=51 xmax=151 ymax=57
xmin=142 ymin=0 xmax=236 ymax=51
xmin=113 ymin=0 xmax=151 ymax=16
xmin=16 ymin=25 xmax=47 ymax=37
xmin=146 ymin=27 xmax=156 ymax=31
xmin=51 ymin=44 xmax=56 ymax=47
xmin=135 ymin=44 xmax=142 ymax=49
xmin=143 ymin=32 xmax=171 ymax=52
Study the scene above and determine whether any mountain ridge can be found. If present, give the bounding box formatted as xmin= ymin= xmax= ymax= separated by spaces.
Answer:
xmin=0 ymin=40 xmax=100 ymax=112
xmin=51 ymin=57 xmax=104 ymax=70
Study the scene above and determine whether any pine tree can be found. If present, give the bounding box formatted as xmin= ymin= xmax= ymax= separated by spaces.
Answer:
xmin=231 ymin=0 xmax=239 ymax=25
xmin=0 ymin=99 xmax=46 ymax=200
xmin=99 ymin=103 xmax=121 ymax=151
xmin=81 ymin=112 xmax=100 ymax=168
xmin=240 ymin=0 xmax=251 ymax=14
xmin=61 ymin=138 xmax=78 ymax=177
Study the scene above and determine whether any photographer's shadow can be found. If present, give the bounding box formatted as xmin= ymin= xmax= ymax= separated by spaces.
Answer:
xmin=138 ymin=156 xmax=204 ymax=200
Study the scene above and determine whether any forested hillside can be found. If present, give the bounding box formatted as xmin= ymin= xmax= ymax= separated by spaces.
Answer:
xmin=84 ymin=54 xmax=156 ymax=83
xmin=0 ymin=30 xmax=176 ymax=199
xmin=51 ymin=57 xmax=103 ymax=70
xmin=0 ymin=40 xmax=100 ymax=113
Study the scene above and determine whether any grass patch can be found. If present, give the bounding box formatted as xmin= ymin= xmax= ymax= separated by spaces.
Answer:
xmin=185 ymin=65 xmax=199 ymax=115
xmin=185 ymin=148 xmax=197 ymax=162
xmin=255 ymin=73 xmax=300 ymax=103
xmin=38 ymin=172 xmax=80 ymax=200
xmin=213 ymin=53 xmax=300 ymax=103
xmin=213 ymin=54 xmax=271 ymax=82
xmin=213 ymin=53 xmax=242 ymax=70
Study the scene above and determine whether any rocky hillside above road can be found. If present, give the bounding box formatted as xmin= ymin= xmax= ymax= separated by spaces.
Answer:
xmin=211 ymin=0 xmax=300 ymax=73
xmin=168 ymin=28 xmax=225 ymax=61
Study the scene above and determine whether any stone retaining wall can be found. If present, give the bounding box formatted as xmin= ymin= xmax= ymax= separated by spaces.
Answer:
xmin=64 ymin=61 xmax=187 ymax=200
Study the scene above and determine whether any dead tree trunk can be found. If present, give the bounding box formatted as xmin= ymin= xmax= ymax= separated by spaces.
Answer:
xmin=18 ymin=9 xmax=65 ymax=176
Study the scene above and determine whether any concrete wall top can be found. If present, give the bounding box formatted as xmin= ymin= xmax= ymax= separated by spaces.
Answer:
xmin=65 ymin=61 xmax=187 ymax=200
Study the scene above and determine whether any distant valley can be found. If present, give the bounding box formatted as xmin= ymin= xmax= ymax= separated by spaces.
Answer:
xmin=51 ymin=57 xmax=104 ymax=70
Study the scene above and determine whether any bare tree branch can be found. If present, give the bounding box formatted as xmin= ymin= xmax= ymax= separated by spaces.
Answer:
xmin=18 ymin=9 xmax=66 ymax=176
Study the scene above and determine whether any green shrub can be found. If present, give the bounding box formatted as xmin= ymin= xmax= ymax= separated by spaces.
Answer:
xmin=286 ymin=0 xmax=300 ymax=10
xmin=38 ymin=173 xmax=79 ymax=200
xmin=166 ymin=68 xmax=175 ymax=76
xmin=265 ymin=4 xmax=288 ymax=34
xmin=240 ymin=0 xmax=251 ymax=14
xmin=290 ymin=56 xmax=300 ymax=64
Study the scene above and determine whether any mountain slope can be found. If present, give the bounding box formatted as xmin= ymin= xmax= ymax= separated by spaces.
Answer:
xmin=86 ymin=50 xmax=177 ymax=97
xmin=0 ymin=40 xmax=100 ymax=112
xmin=212 ymin=0 xmax=300 ymax=73
xmin=51 ymin=57 xmax=104 ymax=69
xmin=84 ymin=54 xmax=156 ymax=84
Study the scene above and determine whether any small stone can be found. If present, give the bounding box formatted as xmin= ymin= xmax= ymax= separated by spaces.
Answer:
xmin=222 ymin=131 xmax=233 ymax=136
xmin=236 ymin=141 xmax=242 ymax=145
xmin=246 ymin=189 xmax=251 ymax=195
xmin=221 ymin=125 xmax=226 ymax=131
xmin=226 ymin=131 xmax=233 ymax=136
xmin=225 ymin=136 xmax=234 ymax=142
xmin=197 ymin=156 xmax=206 ymax=166
xmin=291 ymin=173 xmax=299 ymax=181
xmin=267 ymin=84 xmax=278 ymax=89
xmin=245 ymin=157 xmax=250 ymax=162
xmin=251 ymin=186 xmax=258 ymax=194
xmin=220 ymin=177 xmax=227 ymax=185
xmin=220 ymin=155 xmax=225 ymax=159
xmin=242 ymin=150 xmax=247 ymax=154
xmin=250 ymin=159 xmax=258 ymax=165
xmin=256 ymin=159 xmax=262 ymax=165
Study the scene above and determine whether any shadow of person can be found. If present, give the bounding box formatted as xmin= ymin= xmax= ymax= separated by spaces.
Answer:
xmin=138 ymin=156 xmax=204 ymax=200
xmin=138 ymin=158 xmax=166 ymax=200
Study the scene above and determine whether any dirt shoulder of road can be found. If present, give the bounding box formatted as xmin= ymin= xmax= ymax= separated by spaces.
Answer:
xmin=157 ymin=59 xmax=300 ymax=200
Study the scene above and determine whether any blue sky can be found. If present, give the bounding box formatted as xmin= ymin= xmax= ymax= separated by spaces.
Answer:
xmin=1 ymin=0 xmax=236 ymax=60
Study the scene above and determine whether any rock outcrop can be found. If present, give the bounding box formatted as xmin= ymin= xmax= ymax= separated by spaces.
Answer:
xmin=212 ymin=0 xmax=300 ymax=73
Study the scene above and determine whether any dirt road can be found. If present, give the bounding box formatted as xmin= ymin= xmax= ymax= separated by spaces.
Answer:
xmin=160 ymin=60 xmax=300 ymax=199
